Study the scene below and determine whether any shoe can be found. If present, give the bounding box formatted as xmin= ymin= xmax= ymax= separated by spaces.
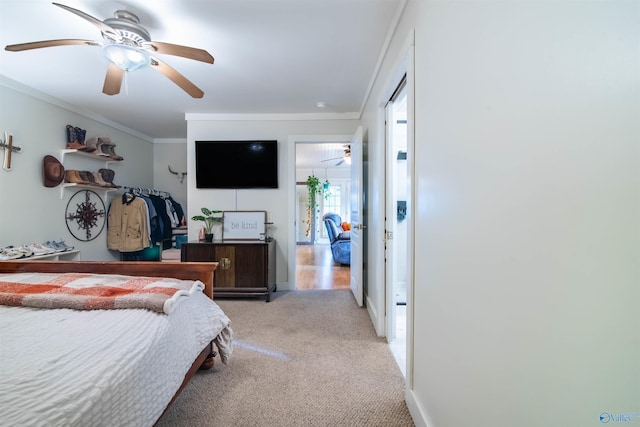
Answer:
xmin=43 ymin=241 xmax=64 ymax=253
xmin=105 ymin=144 xmax=123 ymax=161
xmin=75 ymin=127 xmax=86 ymax=145
xmin=92 ymin=171 xmax=112 ymax=187
xmin=96 ymin=141 xmax=111 ymax=157
xmin=66 ymin=125 xmax=88 ymax=151
xmin=66 ymin=125 xmax=77 ymax=143
xmin=78 ymin=171 xmax=97 ymax=186
xmin=29 ymin=243 xmax=55 ymax=255
xmin=99 ymin=168 xmax=114 ymax=182
xmin=99 ymin=168 xmax=121 ymax=188
xmin=14 ymin=245 xmax=34 ymax=258
xmin=0 ymin=246 xmax=23 ymax=260
xmin=95 ymin=138 xmax=117 ymax=158
xmin=84 ymin=137 xmax=99 ymax=153
xmin=55 ymin=240 xmax=74 ymax=252
xmin=65 ymin=170 xmax=90 ymax=185
xmin=66 ymin=141 xmax=87 ymax=150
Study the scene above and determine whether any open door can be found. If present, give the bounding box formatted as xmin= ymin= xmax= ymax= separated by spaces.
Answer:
xmin=350 ymin=126 xmax=364 ymax=306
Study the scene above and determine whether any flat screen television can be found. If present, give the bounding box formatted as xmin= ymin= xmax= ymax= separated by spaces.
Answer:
xmin=195 ymin=140 xmax=278 ymax=189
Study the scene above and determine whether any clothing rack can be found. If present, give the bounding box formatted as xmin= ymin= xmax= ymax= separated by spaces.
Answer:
xmin=122 ymin=186 xmax=171 ymax=199
xmin=111 ymin=187 xmax=185 ymax=260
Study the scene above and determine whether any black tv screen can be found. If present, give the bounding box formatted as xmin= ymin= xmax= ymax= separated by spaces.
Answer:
xmin=195 ymin=140 xmax=278 ymax=189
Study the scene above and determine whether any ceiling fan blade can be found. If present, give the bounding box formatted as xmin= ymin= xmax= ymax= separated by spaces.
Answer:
xmin=5 ymin=39 xmax=100 ymax=52
xmin=52 ymin=2 xmax=122 ymax=42
xmin=321 ymin=156 xmax=344 ymax=162
xmin=142 ymin=41 xmax=214 ymax=64
xmin=335 ymin=159 xmax=345 ymax=166
xmin=149 ymin=57 xmax=204 ymax=98
xmin=103 ymin=63 xmax=124 ymax=95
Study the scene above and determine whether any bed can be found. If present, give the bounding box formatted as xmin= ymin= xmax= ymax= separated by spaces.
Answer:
xmin=0 ymin=261 xmax=233 ymax=427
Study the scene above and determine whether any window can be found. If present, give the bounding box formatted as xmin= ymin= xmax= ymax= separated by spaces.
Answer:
xmin=321 ymin=185 xmax=342 ymax=239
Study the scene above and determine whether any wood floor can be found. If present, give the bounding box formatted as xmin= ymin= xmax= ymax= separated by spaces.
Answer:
xmin=295 ymin=244 xmax=350 ymax=290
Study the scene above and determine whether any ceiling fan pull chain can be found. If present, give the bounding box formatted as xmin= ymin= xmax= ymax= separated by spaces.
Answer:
xmin=124 ymin=71 xmax=129 ymax=95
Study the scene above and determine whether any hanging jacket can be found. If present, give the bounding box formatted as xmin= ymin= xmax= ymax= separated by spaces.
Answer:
xmin=107 ymin=194 xmax=150 ymax=252
xmin=148 ymin=195 xmax=173 ymax=249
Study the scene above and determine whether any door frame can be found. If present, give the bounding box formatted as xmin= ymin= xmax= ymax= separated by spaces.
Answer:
xmin=374 ymin=30 xmax=415 ymax=385
xmin=288 ymin=134 xmax=353 ymax=291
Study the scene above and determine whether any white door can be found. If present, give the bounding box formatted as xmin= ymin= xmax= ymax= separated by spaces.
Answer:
xmin=350 ymin=126 xmax=364 ymax=306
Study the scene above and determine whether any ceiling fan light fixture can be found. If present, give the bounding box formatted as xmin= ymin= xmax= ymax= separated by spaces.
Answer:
xmin=8 ymin=3 xmax=213 ymax=97
xmin=102 ymin=44 xmax=150 ymax=71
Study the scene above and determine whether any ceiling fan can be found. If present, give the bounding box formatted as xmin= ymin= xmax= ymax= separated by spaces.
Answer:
xmin=322 ymin=145 xmax=351 ymax=166
xmin=4 ymin=2 xmax=214 ymax=98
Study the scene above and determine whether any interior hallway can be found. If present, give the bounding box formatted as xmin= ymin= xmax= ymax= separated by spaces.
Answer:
xmin=295 ymin=244 xmax=350 ymax=290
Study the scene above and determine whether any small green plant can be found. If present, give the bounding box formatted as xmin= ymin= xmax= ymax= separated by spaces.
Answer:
xmin=191 ymin=208 xmax=223 ymax=233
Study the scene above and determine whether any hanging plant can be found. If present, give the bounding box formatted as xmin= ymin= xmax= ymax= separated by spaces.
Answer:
xmin=306 ymin=175 xmax=330 ymax=209
xmin=305 ymin=174 xmax=330 ymax=238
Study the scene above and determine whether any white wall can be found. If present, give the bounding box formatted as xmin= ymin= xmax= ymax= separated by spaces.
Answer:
xmin=153 ymin=139 xmax=188 ymax=216
xmin=185 ymin=117 xmax=359 ymax=289
xmin=0 ymin=79 xmax=155 ymax=260
xmin=363 ymin=1 xmax=640 ymax=426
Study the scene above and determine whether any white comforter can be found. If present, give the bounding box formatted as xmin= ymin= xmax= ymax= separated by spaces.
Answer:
xmin=0 ymin=290 xmax=232 ymax=427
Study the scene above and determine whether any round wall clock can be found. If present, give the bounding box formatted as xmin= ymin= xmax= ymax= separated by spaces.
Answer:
xmin=65 ymin=190 xmax=106 ymax=241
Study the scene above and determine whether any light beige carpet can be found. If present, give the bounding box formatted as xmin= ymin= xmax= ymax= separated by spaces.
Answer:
xmin=157 ymin=289 xmax=414 ymax=427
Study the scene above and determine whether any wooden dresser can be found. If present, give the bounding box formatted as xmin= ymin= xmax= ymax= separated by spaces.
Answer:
xmin=181 ymin=239 xmax=276 ymax=301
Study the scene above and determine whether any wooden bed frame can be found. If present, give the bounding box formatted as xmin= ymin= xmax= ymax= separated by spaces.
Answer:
xmin=0 ymin=260 xmax=219 ymax=424
xmin=0 ymin=260 xmax=217 ymax=298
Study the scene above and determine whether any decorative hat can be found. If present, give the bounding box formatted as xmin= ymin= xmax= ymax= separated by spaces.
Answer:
xmin=43 ymin=155 xmax=65 ymax=188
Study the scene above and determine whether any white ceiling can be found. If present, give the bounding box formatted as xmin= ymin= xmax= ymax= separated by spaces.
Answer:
xmin=296 ymin=142 xmax=351 ymax=171
xmin=0 ymin=0 xmax=403 ymax=143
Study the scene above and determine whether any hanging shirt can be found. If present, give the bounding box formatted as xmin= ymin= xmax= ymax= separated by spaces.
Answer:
xmin=165 ymin=198 xmax=180 ymax=228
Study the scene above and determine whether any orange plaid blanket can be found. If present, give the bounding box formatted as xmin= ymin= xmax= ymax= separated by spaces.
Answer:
xmin=0 ymin=272 xmax=204 ymax=314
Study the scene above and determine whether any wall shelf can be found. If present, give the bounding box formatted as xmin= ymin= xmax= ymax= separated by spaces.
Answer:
xmin=58 ymin=149 xmax=122 ymax=200
xmin=59 ymin=183 xmax=117 ymax=200
xmin=10 ymin=249 xmax=80 ymax=262
xmin=60 ymin=149 xmax=123 ymax=166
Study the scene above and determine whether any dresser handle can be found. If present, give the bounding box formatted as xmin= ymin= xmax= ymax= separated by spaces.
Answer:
xmin=219 ymin=257 xmax=232 ymax=270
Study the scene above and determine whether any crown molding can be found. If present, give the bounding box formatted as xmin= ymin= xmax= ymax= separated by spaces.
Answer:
xmin=0 ymin=74 xmax=154 ymax=143
xmin=153 ymin=138 xmax=187 ymax=144
xmin=185 ymin=112 xmax=360 ymax=121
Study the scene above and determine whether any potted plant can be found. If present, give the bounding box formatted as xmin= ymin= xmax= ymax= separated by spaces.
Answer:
xmin=191 ymin=208 xmax=223 ymax=242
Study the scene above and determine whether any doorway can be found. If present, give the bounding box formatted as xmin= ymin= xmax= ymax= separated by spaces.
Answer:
xmin=386 ymin=77 xmax=409 ymax=376
xmin=293 ymin=140 xmax=352 ymax=290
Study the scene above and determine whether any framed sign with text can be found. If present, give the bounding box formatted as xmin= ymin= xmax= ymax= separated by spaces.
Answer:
xmin=222 ymin=211 xmax=267 ymax=240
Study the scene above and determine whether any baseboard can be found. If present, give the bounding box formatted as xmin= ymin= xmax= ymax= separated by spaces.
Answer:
xmin=274 ymin=281 xmax=292 ymax=291
xmin=406 ymin=387 xmax=432 ymax=427
xmin=366 ymin=294 xmax=385 ymax=337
